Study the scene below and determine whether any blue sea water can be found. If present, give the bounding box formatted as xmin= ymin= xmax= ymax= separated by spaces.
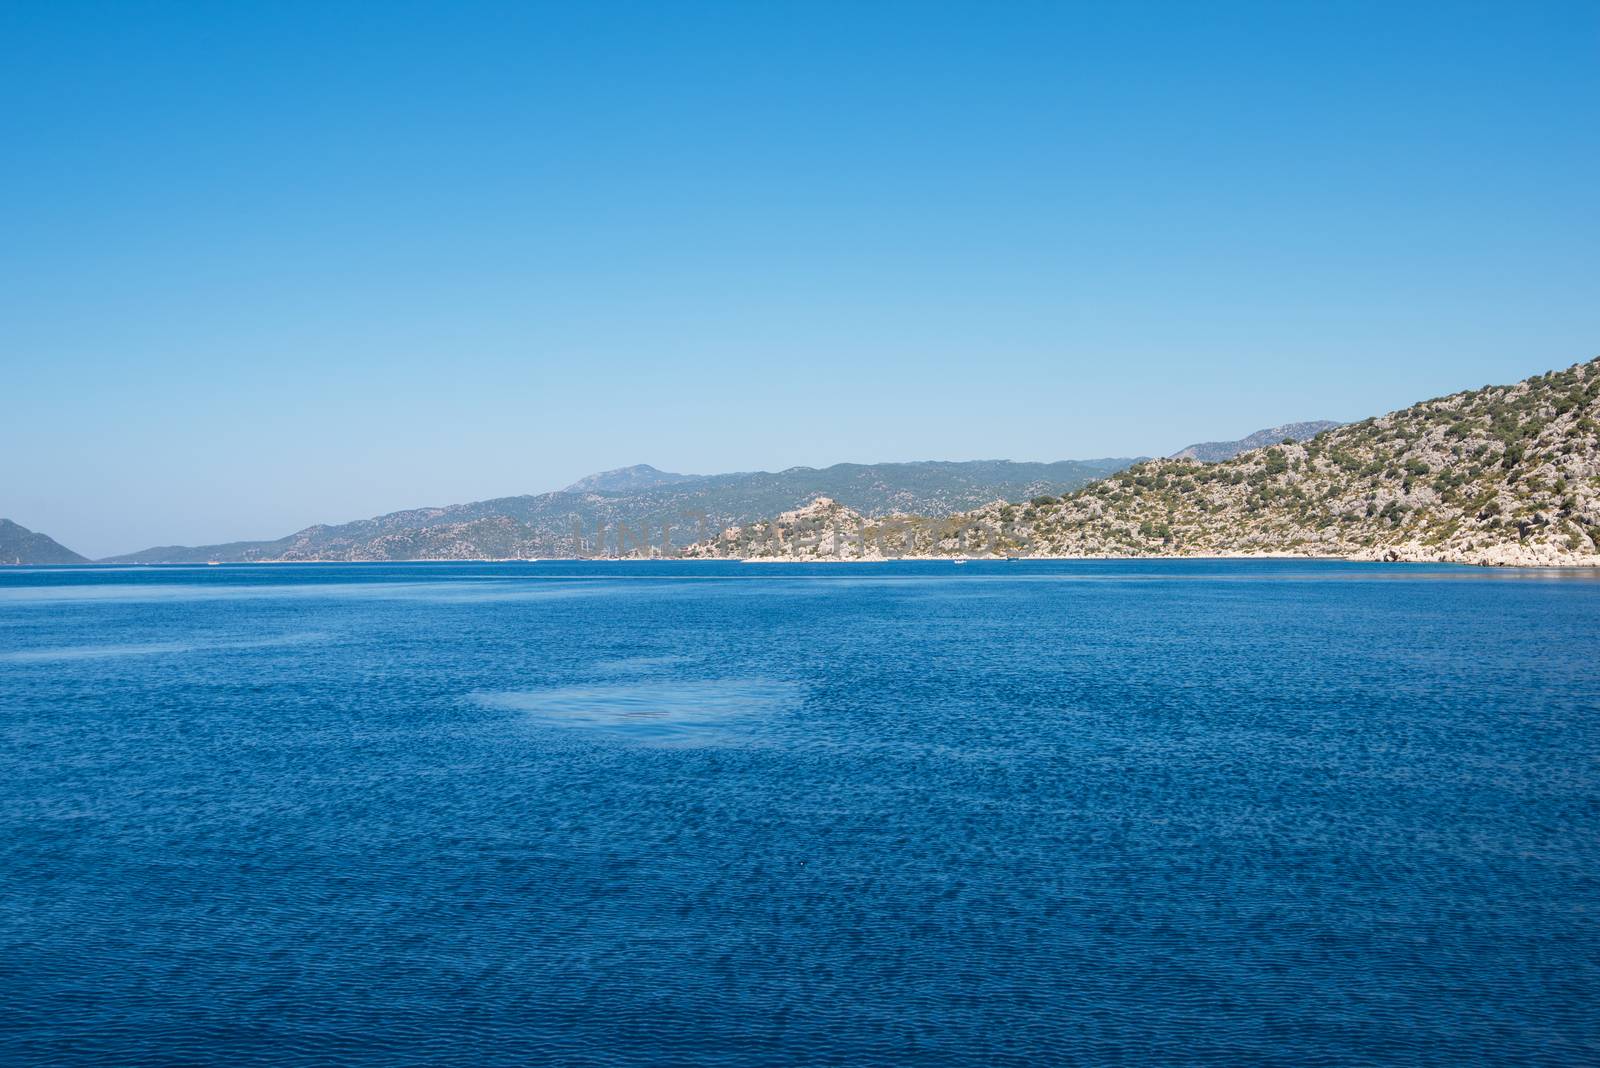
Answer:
xmin=2 ymin=560 xmax=1598 ymax=1066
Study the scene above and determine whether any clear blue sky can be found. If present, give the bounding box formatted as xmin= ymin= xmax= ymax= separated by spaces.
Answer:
xmin=3 ymin=2 xmax=1596 ymax=558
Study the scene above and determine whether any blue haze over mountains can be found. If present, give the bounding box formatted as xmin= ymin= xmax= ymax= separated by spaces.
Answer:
xmin=99 ymin=458 xmax=1141 ymax=563
xmin=1169 ymin=421 xmax=1344 ymax=463
xmin=95 ymin=417 xmax=1342 ymax=564
xmin=5 ymin=421 xmax=1346 ymax=564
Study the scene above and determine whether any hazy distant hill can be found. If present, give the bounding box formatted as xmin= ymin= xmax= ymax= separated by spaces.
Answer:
xmin=104 ymin=458 xmax=1138 ymax=562
xmin=691 ymin=360 xmax=1600 ymax=567
xmin=1171 ymin=421 xmax=1343 ymax=462
xmin=562 ymin=464 xmax=705 ymax=494
xmin=0 ymin=519 xmax=88 ymax=565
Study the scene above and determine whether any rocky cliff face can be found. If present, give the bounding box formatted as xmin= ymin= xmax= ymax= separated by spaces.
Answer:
xmin=691 ymin=359 xmax=1600 ymax=567
xmin=683 ymin=498 xmax=893 ymax=560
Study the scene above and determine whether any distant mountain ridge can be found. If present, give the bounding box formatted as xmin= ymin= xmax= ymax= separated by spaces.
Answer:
xmin=0 ymin=519 xmax=88 ymax=565
xmin=1171 ymin=421 xmax=1343 ymax=462
xmin=103 ymin=458 xmax=1139 ymax=562
xmin=562 ymin=464 xmax=705 ymax=494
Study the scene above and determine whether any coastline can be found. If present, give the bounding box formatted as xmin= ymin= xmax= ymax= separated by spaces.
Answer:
xmin=25 ymin=550 xmax=1599 ymax=569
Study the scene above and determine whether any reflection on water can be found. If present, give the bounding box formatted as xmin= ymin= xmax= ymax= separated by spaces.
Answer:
xmin=0 ymin=631 xmax=330 ymax=663
xmin=0 ymin=579 xmax=624 ymax=606
xmin=472 ymin=680 xmax=797 ymax=743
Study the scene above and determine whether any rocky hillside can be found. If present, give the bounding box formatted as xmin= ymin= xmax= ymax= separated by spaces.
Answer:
xmin=104 ymin=458 xmax=1136 ymax=562
xmin=1171 ymin=420 xmax=1343 ymax=462
xmin=684 ymin=498 xmax=891 ymax=560
xmin=0 ymin=519 xmax=88 ymax=565
xmin=691 ymin=359 xmax=1600 ymax=567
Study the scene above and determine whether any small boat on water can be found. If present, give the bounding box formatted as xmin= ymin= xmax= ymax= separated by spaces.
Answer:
xmin=952 ymin=559 xmax=967 ymax=565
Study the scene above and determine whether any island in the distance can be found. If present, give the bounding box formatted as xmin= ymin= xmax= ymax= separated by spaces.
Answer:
xmin=0 ymin=519 xmax=88 ymax=566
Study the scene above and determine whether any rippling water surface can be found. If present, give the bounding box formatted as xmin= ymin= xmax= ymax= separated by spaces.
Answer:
xmin=2 ymin=560 xmax=1598 ymax=1065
